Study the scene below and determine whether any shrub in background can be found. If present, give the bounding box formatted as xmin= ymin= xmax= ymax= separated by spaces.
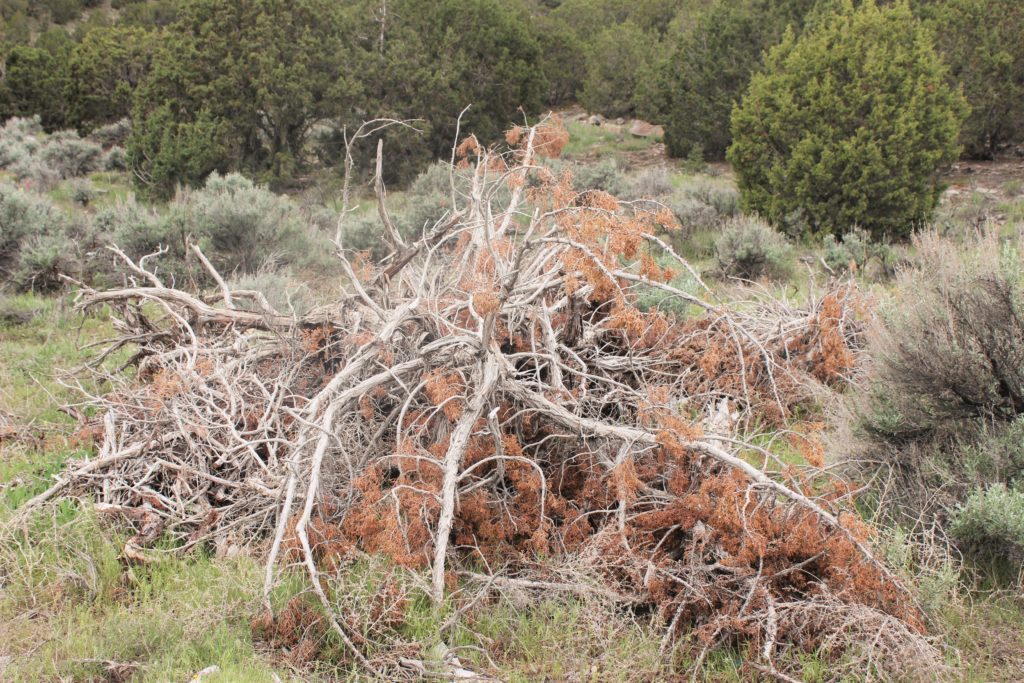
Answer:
xmin=100 ymin=146 xmax=127 ymax=172
xmin=0 ymin=182 xmax=69 ymax=265
xmin=686 ymin=177 xmax=739 ymax=217
xmin=338 ymin=161 xmax=492 ymax=262
xmin=0 ymin=117 xmax=43 ymax=169
xmin=97 ymin=199 xmax=179 ymax=261
xmin=713 ymin=215 xmax=792 ymax=281
xmin=950 ymin=483 xmax=1024 ymax=567
xmin=8 ymin=156 xmax=61 ymax=191
xmin=0 ymin=121 xmax=105 ymax=189
xmin=14 ymin=231 xmax=76 ymax=291
xmin=844 ymin=230 xmax=1024 ymax=566
xmin=39 ymin=131 xmax=102 ymax=178
xmin=667 ymin=177 xmax=740 ymax=238
xmin=864 ymin=231 xmax=1024 ymax=440
xmin=169 ymin=172 xmax=317 ymax=275
xmin=822 ymin=228 xmax=895 ymax=275
xmin=393 ymin=161 xmax=461 ymax=239
xmin=540 ymin=158 xmax=627 ymax=197
xmin=728 ymin=1 xmax=967 ymax=240
xmin=70 ymin=178 xmax=96 ymax=206
xmin=621 ymin=166 xmax=673 ymax=201
xmin=643 ymin=0 xmax=814 ymax=160
xmin=126 ymin=105 xmax=228 ymax=200
xmin=668 ymin=195 xmax=723 ymax=239
xmin=0 ymin=46 xmax=70 ymax=130
xmin=226 ymin=271 xmax=312 ymax=318
xmin=0 ymin=182 xmax=101 ymax=292
xmin=0 ymin=117 xmax=57 ymax=190
xmin=87 ymin=118 xmax=132 ymax=148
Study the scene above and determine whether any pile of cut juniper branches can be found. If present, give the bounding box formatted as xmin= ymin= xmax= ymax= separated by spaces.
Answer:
xmin=18 ymin=117 xmax=946 ymax=681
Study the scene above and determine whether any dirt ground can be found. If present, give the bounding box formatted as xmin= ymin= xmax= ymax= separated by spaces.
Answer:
xmin=944 ymin=157 xmax=1024 ymax=215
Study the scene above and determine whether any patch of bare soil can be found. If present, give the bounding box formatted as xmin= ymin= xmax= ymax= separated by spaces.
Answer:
xmin=942 ymin=156 xmax=1024 ymax=215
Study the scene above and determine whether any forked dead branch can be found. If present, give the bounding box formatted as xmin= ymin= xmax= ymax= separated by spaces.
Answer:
xmin=22 ymin=117 xmax=945 ymax=679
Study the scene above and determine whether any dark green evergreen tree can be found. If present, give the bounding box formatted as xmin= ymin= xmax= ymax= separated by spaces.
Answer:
xmin=66 ymin=26 xmax=152 ymax=132
xmin=727 ymin=1 xmax=967 ymax=240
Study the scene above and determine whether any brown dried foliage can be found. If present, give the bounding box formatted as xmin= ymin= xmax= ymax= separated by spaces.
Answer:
xmin=54 ymin=118 xmax=929 ymax=678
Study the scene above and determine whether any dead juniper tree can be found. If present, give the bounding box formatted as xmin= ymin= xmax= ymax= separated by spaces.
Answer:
xmin=20 ymin=115 xmax=947 ymax=680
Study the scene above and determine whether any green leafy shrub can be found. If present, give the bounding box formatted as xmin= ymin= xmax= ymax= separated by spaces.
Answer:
xmin=950 ymin=484 xmax=1024 ymax=565
xmin=822 ymin=229 xmax=894 ymax=275
xmin=643 ymin=0 xmax=816 ymax=160
xmin=169 ymin=172 xmax=317 ymax=275
xmin=39 ymin=131 xmax=102 ymax=178
xmin=713 ymin=216 xmax=792 ymax=280
xmin=534 ymin=13 xmax=586 ymax=104
xmin=728 ymin=0 xmax=967 ymax=240
xmin=66 ymin=26 xmax=152 ymax=133
xmin=126 ymin=104 xmax=231 ymax=201
xmin=0 ymin=46 xmax=70 ymax=130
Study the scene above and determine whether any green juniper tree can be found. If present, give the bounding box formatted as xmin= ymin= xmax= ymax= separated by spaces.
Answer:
xmin=727 ymin=0 xmax=967 ymax=240
xmin=0 ymin=45 xmax=70 ymax=129
xmin=128 ymin=0 xmax=362 ymax=196
xmin=640 ymin=0 xmax=817 ymax=160
xmin=66 ymin=26 xmax=152 ymax=133
xmin=919 ymin=0 xmax=1024 ymax=158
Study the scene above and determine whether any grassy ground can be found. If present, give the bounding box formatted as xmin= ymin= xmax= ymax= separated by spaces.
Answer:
xmin=562 ymin=121 xmax=662 ymax=163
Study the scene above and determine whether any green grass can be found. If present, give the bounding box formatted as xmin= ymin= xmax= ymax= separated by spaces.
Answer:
xmin=0 ymin=293 xmax=109 ymax=423
xmin=453 ymin=598 xmax=665 ymax=682
xmin=0 ymin=509 xmax=294 ymax=682
xmin=0 ymin=293 xmax=129 ymax=514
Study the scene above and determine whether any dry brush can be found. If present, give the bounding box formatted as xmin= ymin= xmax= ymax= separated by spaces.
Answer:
xmin=18 ymin=118 xmax=945 ymax=680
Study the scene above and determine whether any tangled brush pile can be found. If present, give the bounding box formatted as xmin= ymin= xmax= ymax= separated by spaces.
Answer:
xmin=22 ymin=118 xmax=944 ymax=679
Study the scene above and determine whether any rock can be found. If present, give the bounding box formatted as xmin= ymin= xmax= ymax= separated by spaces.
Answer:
xmin=629 ymin=119 xmax=665 ymax=139
xmin=587 ymin=114 xmax=605 ymax=126
xmin=615 ymin=117 xmax=625 ymax=125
